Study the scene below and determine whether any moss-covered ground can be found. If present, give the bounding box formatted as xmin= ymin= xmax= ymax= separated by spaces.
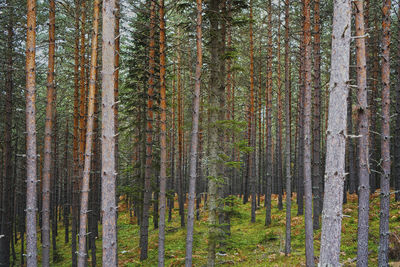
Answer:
xmin=11 ymin=192 xmax=400 ymax=266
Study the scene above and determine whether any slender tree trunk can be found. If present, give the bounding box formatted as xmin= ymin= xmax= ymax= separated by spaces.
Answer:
xmin=158 ymin=0 xmax=167 ymax=265
xmin=63 ymin=121 xmax=70 ymax=244
xmin=41 ymin=0 xmax=56 ymax=264
xmin=71 ymin=2 xmax=81 ymax=264
xmin=265 ymin=0 xmax=273 ymax=226
xmin=169 ymin=64 xmax=176 ymax=223
xmin=185 ymin=1 xmax=202 ymax=264
xmin=276 ymin=2 xmax=283 ymax=211
xmin=297 ymin=21 xmax=305 ymax=216
xmin=101 ymin=0 xmax=117 ymax=263
xmin=177 ymin=30 xmax=185 ymax=227
xmin=249 ymin=0 xmax=256 ymax=223
xmin=77 ymin=0 xmax=100 ymax=264
xmin=355 ymin=0 xmax=370 ymax=265
xmin=302 ymin=0 xmax=314 ymax=265
xmin=140 ymin=0 xmax=156 ymax=260
xmin=378 ymin=0 xmax=391 ymax=265
xmin=319 ymin=0 xmax=351 ymax=265
xmin=207 ymin=1 xmax=221 ymax=265
xmin=395 ymin=2 xmax=400 ymax=202
xmin=312 ymin=0 xmax=321 ymax=230
xmin=25 ymin=0 xmax=38 ymax=264
xmin=79 ymin=0 xmax=87 ymax=174
xmin=51 ymin=93 xmax=58 ymax=262
xmin=368 ymin=9 xmax=380 ymax=193
xmin=284 ymin=0 xmax=291 ymax=255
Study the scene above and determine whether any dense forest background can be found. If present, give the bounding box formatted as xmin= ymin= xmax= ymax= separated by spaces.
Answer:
xmin=0 ymin=0 xmax=400 ymax=266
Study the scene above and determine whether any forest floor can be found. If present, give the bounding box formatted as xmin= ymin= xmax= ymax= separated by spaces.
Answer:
xmin=12 ymin=192 xmax=400 ymax=266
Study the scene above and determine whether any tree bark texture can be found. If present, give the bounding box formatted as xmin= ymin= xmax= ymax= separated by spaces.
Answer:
xmin=101 ymin=0 xmax=118 ymax=264
xmin=378 ymin=0 xmax=391 ymax=265
xmin=284 ymin=0 xmax=291 ymax=255
xmin=355 ymin=0 xmax=370 ymax=265
xmin=78 ymin=0 xmax=100 ymax=264
xmin=319 ymin=0 xmax=351 ymax=265
xmin=302 ymin=0 xmax=314 ymax=265
xmin=158 ymin=0 xmax=167 ymax=265
xmin=25 ymin=0 xmax=38 ymax=264
xmin=140 ymin=0 xmax=156 ymax=261
xmin=41 ymin=0 xmax=56 ymax=264
xmin=185 ymin=1 xmax=202 ymax=265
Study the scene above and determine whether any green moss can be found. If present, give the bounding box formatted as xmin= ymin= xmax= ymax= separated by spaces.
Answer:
xmin=11 ymin=193 xmax=400 ymax=266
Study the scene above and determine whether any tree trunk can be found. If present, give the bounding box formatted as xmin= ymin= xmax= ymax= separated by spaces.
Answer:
xmin=41 ymin=0 xmax=56 ymax=264
xmin=71 ymin=1 xmax=81 ymax=264
xmin=140 ymin=0 xmax=156 ymax=260
xmin=169 ymin=64 xmax=176 ymax=223
xmin=249 ymin=0 xmax=256 ymax=223
xmin=395 ymin=1 xmax=400 ymax=202
xmin=284 ymin=0 xmax=291 ymax=255
xmin=265 ymin=0 xmax=273 ymax=226
xmin=378 ymin=0 xmax=391 ymax=265
xmin=177 ymin=29 xmax=185 ymax=228
xmin=158 ymin=0 xmax=167 ymax=264
xmin=319 ymin=0 xmax=351 ymax=265
xmin=63 ymin=121 xmax=70 ymax=244
xmin=312 ymin=0 xmax=321 ymax=230
xmin=302 ymin=0 xmax=314 ymax=265
xmin=185 ymin=1 xmax=202 ymax=264
xmin=207 ymin=0 xmax=221 ymax=265
xmin=355 ymin=0 xmax=370 ymax=265
xmin=77 ymin=0 xmax=100 ymax=264
xmin=276 ymin=2 xmax=283 ymax=211
xmin=101 ymin=0 xmax=117 ymax=263
xmin=25 ymin=0 xmax=38 ymax=264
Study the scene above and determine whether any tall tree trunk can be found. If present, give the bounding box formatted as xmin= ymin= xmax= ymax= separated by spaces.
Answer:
xmin=284 ymin=0 xmax=291 ymax=255
xmin=276 ymin=2 xmax=283 ymax=211
xmin=185 ymin=1 xmax=202 ymax=264
xmin=79 ymin=0 xmax=87 ymax=173
xmin=71 ymin=2 xmax=81 ymax=265
xmin=51 ymin=92 xmax=58 ymax=262
xmin=177 ymin=29 xmax=185 ymax=227
xmin=355 ymin=0 xmax=370 ymax=265
xmin=25 ymin=0 xmax=38 ymax=264
xmin=249 ymin=0 xmax=256 ymax=223
xmin=169 ymin=64 xmax=176 ymax=223
xmin=140 ymin=0 xmax=156 ymax=260
xmin=41 ymin=0 xmax=56 ymax=264
xmin=378 ymin=0 xmax=391 ymax=265
xmin=77 ymin=0 xmax=100 ymax=264
xmin=395 ymin=2 xmax=400 ymax=202
xmin=101 ymin=0 xmax=117 ymax=263
xmin=207 ymin=0 xmax=221 ymax=265
xmin=312 ymin=0 xmax=321 ymax=230
xmin=302 ymin=0 xmax=314 ymax=265
xmin=114 ymin=0 xmax=120 ymax=191
xmin=319 ymin=0 xmax=351 ymax=265
xmin=297 ymin=17 xmax=305 ymax=216
xmin=265 ymin=0 xmax=273 ymax=226
xmin=0 ymin=1 xmax=14 ymax=264
xmin=63 ymin=121 xmax=70 ymax=244
xmin=158 ymin=0 xmax=167 ymax=264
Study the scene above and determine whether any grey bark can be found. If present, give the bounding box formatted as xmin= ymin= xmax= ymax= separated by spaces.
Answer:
xmin=25 ymin=0 xmax=38 ymax=264
xmin=185 ymin=1 xmax=202 ymax=264
xmin=101 ymin=0 xmax=118 ymax=264
xmin=378 ymin=0 xmax=391 ymax=265
xmin=319 ymin=0 xmax=351 ymax=265
xmin=302 ymin=0 xmax=314 ymax=265
xmin=284 ymin=0 xmax=291 ymax=255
